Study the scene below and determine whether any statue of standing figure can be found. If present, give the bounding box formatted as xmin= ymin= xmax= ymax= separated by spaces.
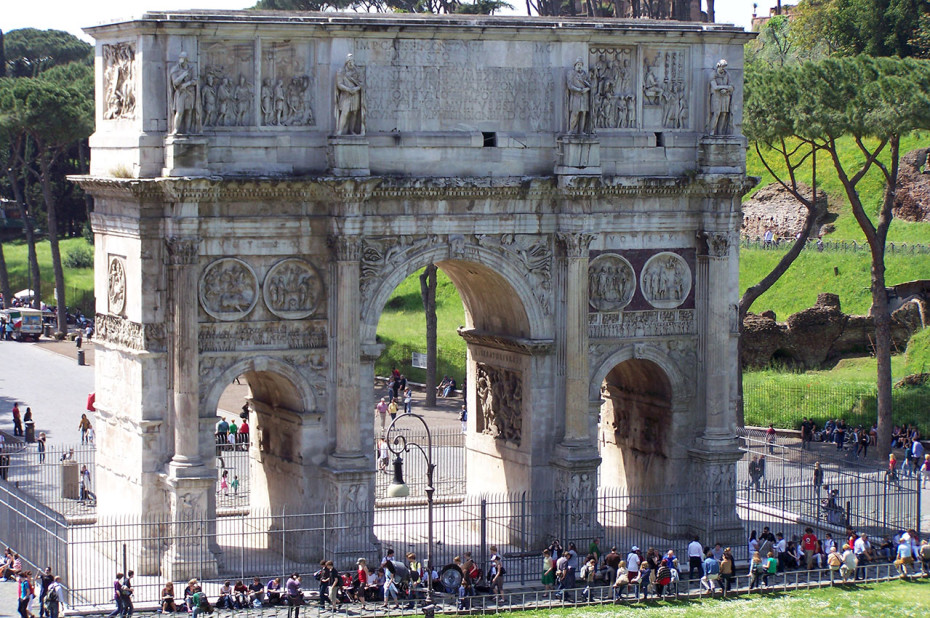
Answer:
xmin=334 ymin=54 xmax=365 ymax=135
xmin=708 ymin=59 xmax=735 ymax=136
xmin=169 ymin=52 xmax=199 ymax=134
xmin=566 ymin=58 xmax=592 ymax=134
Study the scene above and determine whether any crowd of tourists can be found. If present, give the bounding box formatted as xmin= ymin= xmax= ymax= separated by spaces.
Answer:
xmin=0 ymin=551 xmax=63 ymax=618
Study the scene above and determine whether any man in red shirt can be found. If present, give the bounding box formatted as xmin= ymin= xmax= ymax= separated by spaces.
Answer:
xmin=801 ymin=527 xmax=818 ymax=570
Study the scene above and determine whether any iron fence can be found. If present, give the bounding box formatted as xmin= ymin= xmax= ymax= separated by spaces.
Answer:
xmin=740 ymin=237 xmax=930 ymax=254
xmin=375 ymin=428 xmax=465 ymax=500
xmin=0 ymin=441 xmax=95 ymax=518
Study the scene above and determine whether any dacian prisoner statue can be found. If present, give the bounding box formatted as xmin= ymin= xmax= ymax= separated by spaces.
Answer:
xmin=566 ymin=58 xmax=593 ymax=134
xmin=334 ymin=53 xmax=365 ymax=135
xmin=708 ymin=59 xmax=735 ymax=136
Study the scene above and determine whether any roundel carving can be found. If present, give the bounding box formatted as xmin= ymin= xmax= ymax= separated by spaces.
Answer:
xmin=107 ymin=256 xmax=127 ymax=315
xmin=262 ymin=258 xmax=324 ymax=319
xmin=640 ymin=252 xmax=691 ymax=309
xmin=588 ymin=253 xmax=635 ymax=311
xmin=199 ymin=258 xmax=259 ymax=321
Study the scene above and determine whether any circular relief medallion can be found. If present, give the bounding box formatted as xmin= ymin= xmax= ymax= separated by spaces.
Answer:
xmin=640 ymin=252 xmax=691 ymax=309
xmin=588 ymin=253 xmax=635 ymax=312
xmin=262 ymin=258 xmax=324 ymax=320
xmin=107 ymin=256 xmax=127 ymax=315
xmin=199 ymin=258 xmax=259 ymax=321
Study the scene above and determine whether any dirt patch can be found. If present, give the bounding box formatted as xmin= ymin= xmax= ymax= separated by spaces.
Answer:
xmin=893 ymin=148 xmax=930 ymax=223
xmin=741 ymin=182 xmax=830 ymax=240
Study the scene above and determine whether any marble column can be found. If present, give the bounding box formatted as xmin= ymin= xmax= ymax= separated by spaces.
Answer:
xmin=697 ymin=231 xmax=733 ymax=439
xmin=328 ymin=235 xmax=366 ymax=464
xmin=556 ymin=232 xmax=596 ymax=444
xmin=166 ymin=236 xmax=203 ymax=469
xmin=163 ymin=235 xmax=217 ymax=580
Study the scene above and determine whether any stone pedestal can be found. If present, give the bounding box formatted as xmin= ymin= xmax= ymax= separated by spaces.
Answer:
xmin=550 ymin=444 xmax=603 ymax=542
xmin=555 ymin=135 xmax=601 ymax=175
xmin=698 ymin=135 xmax=747 ymax=174
xmin=328 ymin=136 xmax=370 ymax=176
xmin=163 ymin=135 xmax=209 ymax=177
xmin=161 ymin=472 xmax=218 ymax=581
xmin=687 ymin=440 xmax=744 ymax=547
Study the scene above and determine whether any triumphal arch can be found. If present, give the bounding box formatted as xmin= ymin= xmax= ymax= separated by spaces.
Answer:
xmin=78 ymin=11 xmax=753 ymax=576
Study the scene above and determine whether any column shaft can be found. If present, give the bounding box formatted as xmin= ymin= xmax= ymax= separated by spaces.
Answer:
xmin=558 ymin=233 xmax=595 ymax=443
xmin=332 ymin=236 xmax=363 ymax=457
xmin=699 ymin=232 xmax=732 ymax=438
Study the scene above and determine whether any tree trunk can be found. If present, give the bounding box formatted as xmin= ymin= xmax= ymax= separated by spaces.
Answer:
xmin=0 ymin=242 xmax=12 ymax=307
xmin=38 ymin=153 xmax=68 ymax=337
xmin=6 ymin=165 xmax=41 ymax=309
xmin=420 ymin=264 xmax=438 ymax=407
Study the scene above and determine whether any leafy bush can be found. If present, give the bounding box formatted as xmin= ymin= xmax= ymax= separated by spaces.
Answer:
xmin=63 ymin=244 xmax=94 ymax=269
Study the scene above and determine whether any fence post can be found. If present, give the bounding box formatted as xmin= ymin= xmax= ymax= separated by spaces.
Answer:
xmin=917 ymin=478 xmax=922 ymax=540
xmin=479 ymin=498 xmax=487 ymax=578
xmin=520 ymin=493 xmax=527 ymax=586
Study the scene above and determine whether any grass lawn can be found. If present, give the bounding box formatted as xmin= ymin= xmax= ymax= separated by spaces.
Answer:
xmin=1 ymin=238 xmax=94 ymax=310
xmin=498 ymin=579 xmax=929 ymax=617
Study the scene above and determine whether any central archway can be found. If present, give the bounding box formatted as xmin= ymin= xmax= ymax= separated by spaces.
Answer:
xmin=363 ymin=243 xmax=554 ymax=497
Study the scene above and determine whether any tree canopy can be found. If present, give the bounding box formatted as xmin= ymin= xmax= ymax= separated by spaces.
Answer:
xmin=3 ymin=28 xmax=92 ymax=78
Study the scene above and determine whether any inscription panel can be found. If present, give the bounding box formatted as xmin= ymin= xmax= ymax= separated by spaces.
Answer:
xmin=354 ymin=39 xmax=555 ymax=131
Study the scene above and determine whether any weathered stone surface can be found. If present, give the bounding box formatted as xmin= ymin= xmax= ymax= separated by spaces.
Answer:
xmin=742 ymin=293 xmax=925 ymax=369
xmin=892 ymin=148 xmax=930 ymax=222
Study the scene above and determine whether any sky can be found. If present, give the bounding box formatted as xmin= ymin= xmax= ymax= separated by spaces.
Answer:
xmin=3 ymin=1 xmax=776 ymax=42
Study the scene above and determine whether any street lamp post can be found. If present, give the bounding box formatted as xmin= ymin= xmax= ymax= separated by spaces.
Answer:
xmin=384 ymin=412 xmax=436 ymax=615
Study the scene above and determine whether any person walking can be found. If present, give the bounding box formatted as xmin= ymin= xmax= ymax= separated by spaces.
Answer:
xmin=78 ymin=414 xmax=92 ymax=444
xmin=375 ymin=398 xmax=388 ymax=432
xmin=12 ymin=402 xmax=23 ymax=437
xmin=120 ymin=570 xmax=134 ymax=617
xmin=765 ymin=424 xmax=776 ymax=454
xmin=403 ymin=388 xmax=412 ymax=414
xmin=687 ymin=536 xmax=703 ymax=582
xmin=38 ymin=567 xmax=53 ymax=618
xmin=107 ymin=573 xmax=124 ymax=618
xmin=37 ymin=432 xmax=47 ymax=464
xmin=17 ymin=572 xmax=31 ymax=618
xmin=45 ymin=577 xmax=62 ymax=618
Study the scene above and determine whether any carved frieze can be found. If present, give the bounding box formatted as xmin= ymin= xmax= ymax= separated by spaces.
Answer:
xmin=198 ymin=321 xmax=327 ymax=352
xmin=95 ymin=314 xmax=166 ymax=352
xmin=260 ymin=42 xmax=315 ymax=127
xmin=102 ymin=43 xmax=136 ymax=120
xmin=107 ymin=255 xmax=127 ymax=316
xmin=199 ymin=258 xmax=259 ymax=321
xmin=200 ymin=40 xmax=256 ymax=127
xmin=589 ymin=47 xmax=637 ymax=129
xmin=475 ymin=363 xmax=523 ymax=447
xmin=640 ymin=252 xmax=691 ymax=309
xmin=700 ymin=231 xmax=731 ymax=258
xmin=262 ymin=258 xmax=324 ymax=319
xmin=588 ymin=253 xmax=635 ymax=312
xmin=642 ymin=49 xmax=689 ymax=130
xmin=589 ymin=309 xmax=695 ymax=338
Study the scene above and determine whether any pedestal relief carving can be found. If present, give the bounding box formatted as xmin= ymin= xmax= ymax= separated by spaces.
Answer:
xmin=107 ymin=255 xmax=127 ymax=316
xmin=334 ymin=54 xmax=365 ymax=135
xmin=169 ymin=52 xmax=200 ymax=134
xmin=589 ymin=47 xmax=637 ymax=129
xmin=476 ymin=363 xmax=523 ymax=446
xmin=588 ymin=254 xmax=635 ymax=311
xmin=708 ymin=59 xmax=735 ymax=136
xmin=642 ymin=49 xmax=689 ymax=130
xmin=560 ymin=471 xmax=596 ymax=529
xmin=261 ymin=42 xmax=315 ymax=127
xmin=199 ymin=258 xmax=258 ymax=321
xmin=640 ymin=252 xmax=691 ymax=309
xmin=262 ymin=258 xmax=324 ymax=319
xmin=102 ymin=43 xmax=136 ymax=120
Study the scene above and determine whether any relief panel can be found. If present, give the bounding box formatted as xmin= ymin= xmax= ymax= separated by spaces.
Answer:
xmin=642 ymin=48 xmax=689 ymax=130
xmin=200 ymin=40 xmax=256 ymax=127
xmin=259 ymin=41 xmax=315 ymax=127
xmin=588 ymin=46 xmax=637 ymax=130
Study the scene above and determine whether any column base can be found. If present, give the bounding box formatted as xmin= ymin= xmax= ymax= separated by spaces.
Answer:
xmin=328 ymin=135 xmax=370 ymax=176
xmin=555 ymin=135 xmax=601 ymax=175
xmin=687 ymin=441 xmax=743 ymax=547
xmin=163 ymin=135 xmax=210 ymax=177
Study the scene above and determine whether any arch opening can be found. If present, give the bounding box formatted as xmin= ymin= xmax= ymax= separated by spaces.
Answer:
xmin=598 ymin=359 xmax=673 ymax=495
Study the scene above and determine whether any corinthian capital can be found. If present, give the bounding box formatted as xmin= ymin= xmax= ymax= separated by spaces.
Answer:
xmin=699 ymin=231 xmax=731 ymax=258
xmin=328 ymin=234 xmax=362 ymax=261
xmin=165 ymin=236 xmax=200 ymax=265
xmin=557 ymin=232 xmax=596 ymax=258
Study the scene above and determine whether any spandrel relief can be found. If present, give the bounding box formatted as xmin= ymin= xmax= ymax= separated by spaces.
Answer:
xmin=642 ymin=49 xmax=689 ymax=130
xmin=200 ymin=41 xmax=255 ymax=127
xmin=102 ymin=43 xmax=136 ymax=120
xmin=640 ymin=252 xmax=691 ymax=310
xmin=260 ymin=42 xmax=315 ymax=127
xmin=588 ymin=47 xmax=637 ymax=130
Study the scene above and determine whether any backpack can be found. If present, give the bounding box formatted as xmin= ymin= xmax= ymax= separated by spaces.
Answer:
xmin=46 ymin=587 xmax=59 ymax=604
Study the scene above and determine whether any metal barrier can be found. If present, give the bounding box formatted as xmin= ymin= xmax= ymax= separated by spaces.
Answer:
xmin=740 ymin=237 xmax=930 ymax=254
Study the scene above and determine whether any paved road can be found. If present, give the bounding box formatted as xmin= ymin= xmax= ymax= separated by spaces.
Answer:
xmin=0 ymin=339 xmax=95 ymax=446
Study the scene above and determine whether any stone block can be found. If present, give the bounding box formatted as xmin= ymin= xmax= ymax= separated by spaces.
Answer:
xmin=555 ymin=135 xmax=601 ymax=176
xmin=328 ymin=135 xmax=370 ymax=176
xmin=163 ymin=135 xmax=210 ymax=177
